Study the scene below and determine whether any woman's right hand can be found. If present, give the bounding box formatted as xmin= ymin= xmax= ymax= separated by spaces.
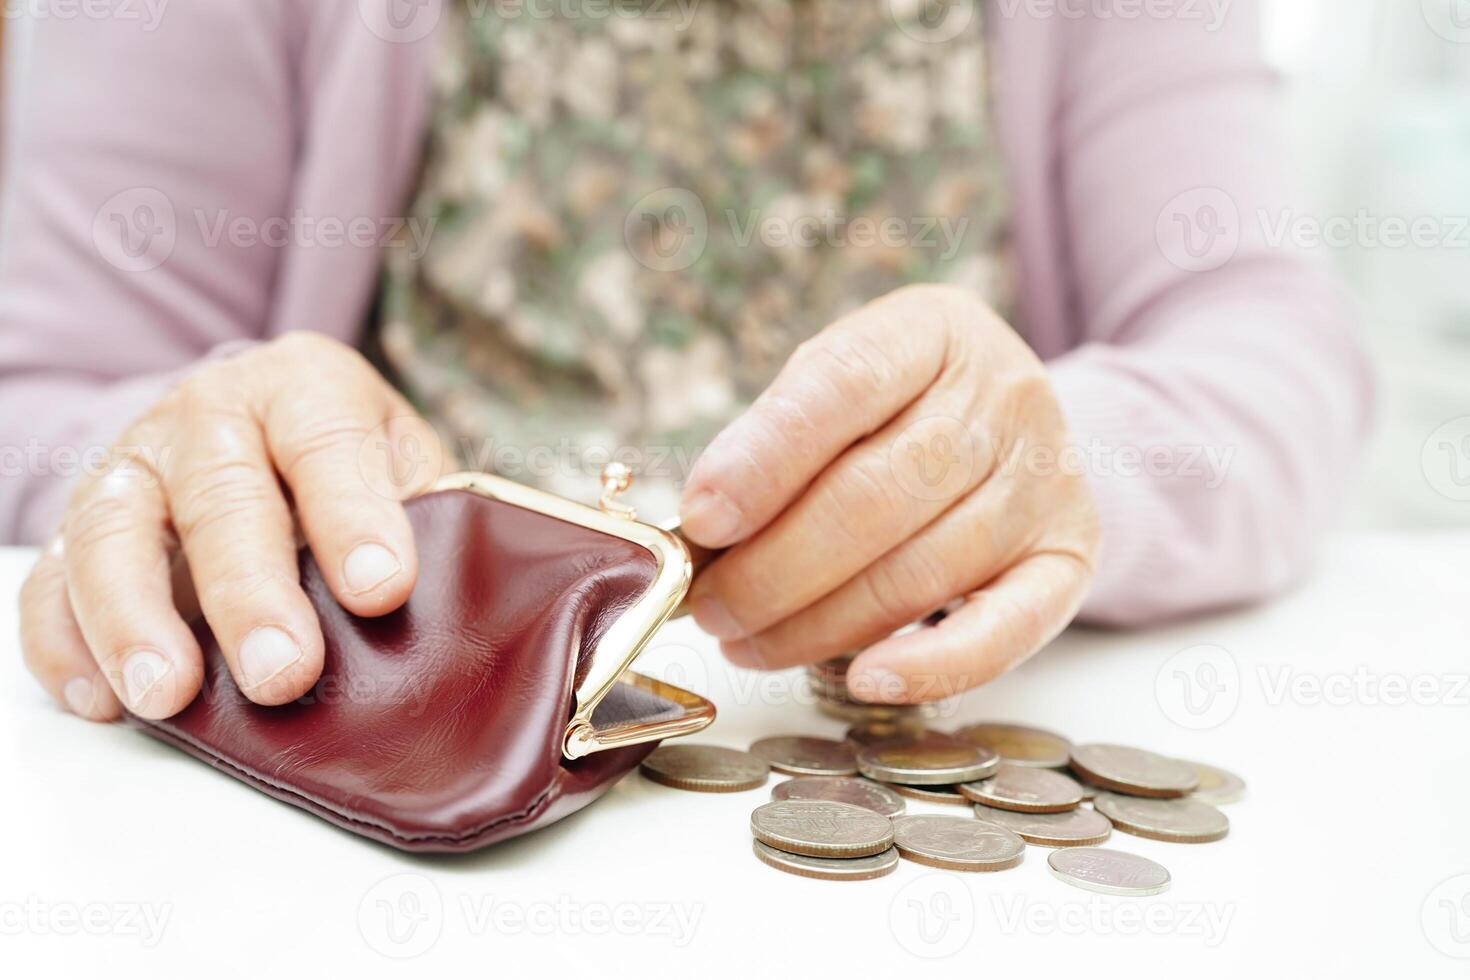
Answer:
xmin=19 ymin=332 xmax=442 ymax=721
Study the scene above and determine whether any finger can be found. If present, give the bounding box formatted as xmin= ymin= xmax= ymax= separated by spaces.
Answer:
xmin=19 ymin=537 xmax=123 ymax=721
xmin=165 ymin=401 xmax=324 ymax=706
xmin=263 ymin=344 xmax=427 ymax=617
xmin=689 ymin=395 xmax=994 ymax=640
xmin=844 ymin=550 xmax=1094 ymax=704
xmin=679 ymin=285 xmax=971 ymax=548
xmin=64 ymin=457 xmax=205 ymax=719
xmin=719 ymin=479 xmax=1017 ymax=669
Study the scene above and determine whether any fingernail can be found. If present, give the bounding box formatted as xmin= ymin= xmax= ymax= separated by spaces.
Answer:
xmin=121 ymin=649 xmax=173 ymax=711
xmin=691 ymin=595 xmax=743 ymax=640
xmin=343 ymin=542 xmax=401 ymax=595
xmin=238 ymin=626 xmax=302 ymax=693
xmin=681 ymin=489 xmax=743 ymax=546
xmin=849 ymin=667 xmax=907 ymax=703
xmin=63 ymin=677 xmax=94 ymax=716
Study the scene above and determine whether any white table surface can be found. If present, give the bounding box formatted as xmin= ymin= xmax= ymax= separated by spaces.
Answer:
xmin=2 ymin=533 xmax=1467 ymax=977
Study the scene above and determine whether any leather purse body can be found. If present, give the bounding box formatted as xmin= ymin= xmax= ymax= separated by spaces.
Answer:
xmin=129 ymin=479 xmax=712 ymax=852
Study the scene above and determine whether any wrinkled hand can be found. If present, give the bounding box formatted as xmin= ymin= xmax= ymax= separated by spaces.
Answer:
xmin=21 ymin=333 xmax=441 ymax=721
xmin=679 ymin=285 xmax=1100 ymax=703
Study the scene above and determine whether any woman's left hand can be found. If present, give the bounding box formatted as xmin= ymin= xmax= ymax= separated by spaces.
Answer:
xmin=678 ymin=284 xmax=1101 ymax=703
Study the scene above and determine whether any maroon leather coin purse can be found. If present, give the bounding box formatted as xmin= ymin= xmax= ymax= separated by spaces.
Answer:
xmin=129 ymin=469 xmax=715 ymax=852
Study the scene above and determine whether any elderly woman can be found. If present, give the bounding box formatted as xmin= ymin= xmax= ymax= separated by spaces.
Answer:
xmin=2 ymin=0 xmax=1369 ymax=722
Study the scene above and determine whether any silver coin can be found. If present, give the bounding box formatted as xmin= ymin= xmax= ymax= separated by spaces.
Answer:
xmin=751 ymin=840 xmax=900 ymax=881
xmin=959 ymin=764 xmax=1085 ymax=813
xmin=888 ymin=783 xmax=970 ymax=805
xmin=640 ymin=744 xmax=769 ymax=793
xmin=749 ymin=736 xmax=859 ymax=776
xmin=771 ymin=776 xmax=906 ymax=817
xmin=750 ymin=800 xmax=895 ymax=858
xmin=971 ymin=803 xmax=1113 ymax=847
xmin=1069 ymin=744 xmax=1199 ymax=798
xmin=953 ymin=722 xmax=1073 ymax=768
xmin=1183 ymin=760 xmax=1247 ymax=805
xmin=858 ymin=736 xmax=999 ymax=786
xmin=1093 ymin=792 xmax=1230 ymax=843
xmin=890 ymin=815 xmax=1026 ymax=872
xmin=1048 ymin=848 xmax=1171 ymax=896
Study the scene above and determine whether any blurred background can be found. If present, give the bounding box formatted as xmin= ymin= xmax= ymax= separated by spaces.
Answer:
xmin=1264 ymin=0 xmax=1470 ymax=529
xmin=1 ymin=1 xmax=1464 ymax=529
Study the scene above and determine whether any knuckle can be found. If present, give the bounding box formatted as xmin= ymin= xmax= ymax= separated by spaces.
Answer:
xmin=884 ymin=283 xmax=971 ymax=342
xmin=274 ymin=414 xmax=374 ymax=480
xmin=266 ymin=331 xmax=378 ymax=387
xmin=269 ymin=330 xmax=341 ymax=360
xmin=822 ymin=454 xmax=903 ymax=544
xmin=807 ymin=331 xmax=902 ymax=403
xmin=173 ymin=362 xmax=247 ymax=418
xmin=860 ymin=558 xmax=931 ymax=629
xmin=64 ymin=492 xmax=141 ymax=554
xmin=892 ymin=542 xmax=955 ymax=607
xmin=170 ymin=458 xmax=278 ymax=541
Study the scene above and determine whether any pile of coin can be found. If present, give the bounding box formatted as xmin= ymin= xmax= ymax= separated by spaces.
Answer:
xmin=640 ymin=707 xmax=1244 ymax=895
xmin=805 ymin=656 xmax=938 ymax=734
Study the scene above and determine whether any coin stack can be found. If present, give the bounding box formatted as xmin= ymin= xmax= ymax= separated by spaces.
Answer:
xmin=639 ymin=719 xmax=1244 ymax=894
xmin=805 ymin=656 xmax=939 ymax=734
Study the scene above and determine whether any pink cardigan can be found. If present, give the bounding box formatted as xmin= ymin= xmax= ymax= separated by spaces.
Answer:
xmin=0 ymin=0 xmax=1372 ymax=625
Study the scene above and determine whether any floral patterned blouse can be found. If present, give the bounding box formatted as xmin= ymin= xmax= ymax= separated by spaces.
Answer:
xmin=377 ymin=0 xmax=1011 ymax=506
